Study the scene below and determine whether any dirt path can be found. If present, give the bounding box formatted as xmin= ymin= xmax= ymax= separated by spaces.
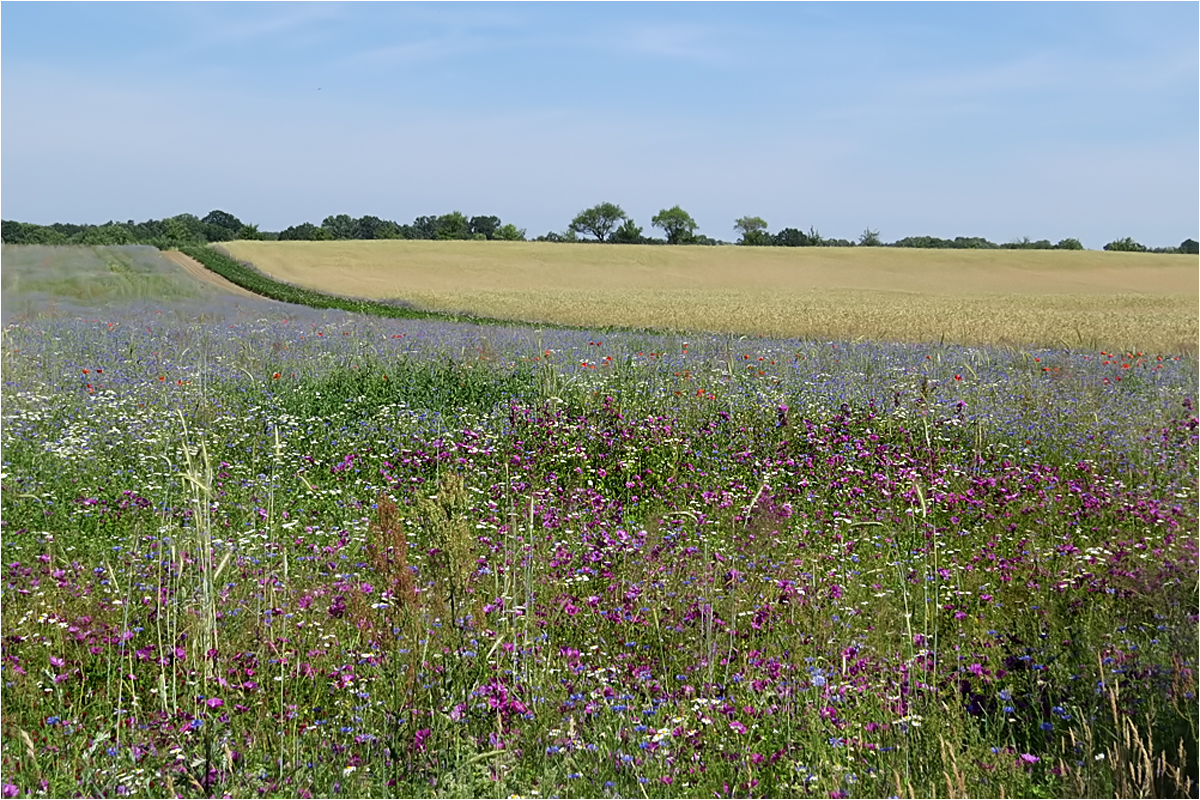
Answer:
xmin=160 ymin=250 xmax=264 ymax=299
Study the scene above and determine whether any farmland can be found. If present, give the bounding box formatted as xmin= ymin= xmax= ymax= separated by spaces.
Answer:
xmin=1 ymin=244 xmax=1197 ymax=798
xmin=218 ymin=240 xmax=1199 ymax=354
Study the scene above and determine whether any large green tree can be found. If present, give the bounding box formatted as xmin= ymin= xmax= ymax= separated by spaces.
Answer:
xmin=469 ymin=215 xmax=501 ymax=240
xmin=201 ymin=210 xmax=243 ymax=241
xmin=322 ymin=214 xmax=358 ymax=240
xmin=435 ymin=212 xmax=472 ymax=240
xmin=569 ymin=202 xmax=627 ymax=243
xmin=734 ymin=216 xmax=771 ymax=246
xmin=652 ymin=205 xmax=698 ymax=244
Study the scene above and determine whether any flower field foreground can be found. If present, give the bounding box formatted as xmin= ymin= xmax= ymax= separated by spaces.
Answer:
xmin=1 ymin=298 xmax=1196 ymax=798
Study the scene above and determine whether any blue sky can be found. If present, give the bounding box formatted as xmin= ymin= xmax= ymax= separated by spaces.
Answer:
xmin=3 ymin=2 xmax=1196 ymax=248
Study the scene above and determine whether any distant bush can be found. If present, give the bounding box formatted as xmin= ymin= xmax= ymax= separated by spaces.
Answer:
xmin=1001 ymin=237 xmax=1055 ymax=250
xmin=1104 ymin=237 xmax=1148 ymax=252
xmin=773 ymin=227 xmax=821 ymax=247
xmin=892 ymin=235 xmax=1001 ymax=249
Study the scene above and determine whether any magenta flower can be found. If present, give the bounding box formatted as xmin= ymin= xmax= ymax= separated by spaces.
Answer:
xmin=729 ymin=720 xmax=747 ymax=734
xmin=205 ymin=697 xmax=224 ymax=709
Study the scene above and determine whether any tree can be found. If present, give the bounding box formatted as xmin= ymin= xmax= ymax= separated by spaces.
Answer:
xmin=80 ymin=223 xmax=135 ymax=245
xmin=1054 ymin=238 xmax=1084 ymax=250
xmin=279 ymin=222 xmax=331 ymax=241
xmin=609 ymin=219 xmax=644 ymax=244
xmin=356 ymin=215 xmax=402 ymax=240
xmin=322 ymin=214 xmax=358 ymax=240
xmin=201 ymin=210 xmax=243 ymax=241
xmin=435 ymin=212 xmax=471 ymax=240
xmin=163 ymin=213 xmax=207 ymax=243
xmin=1179 ymin=238 xmax=1198 ymax=255
xmin=569 ymin=202 xmax=627 ymax=242
xmin=2 ymin=221 xmax=67 ymax=244
xmin=1103 ymin=237 xmax=1147 ymax=252
xmin=773 ymin=228 xmax=814 ymax=247
xmin=858 ymin=227 xmax=882 ymax=247
xmin=493 ymin=223 xmax=526 ymax=241
xmin=952 ymin=236 xmax=998 ymax=249
xmin=469 ymin=215 xmax=501 ymax=240
xmin=651 ymin=205 xmax=698 ymax=244
xmin=409 ymin=216 xmax=439 ymax=240
xmin=535 ymin=230 xmax=576 ymax=243
xmin=734 ymin=216 xmax=771 ymax=246
xmin=236 ymin=223 xmax=265 ymax=240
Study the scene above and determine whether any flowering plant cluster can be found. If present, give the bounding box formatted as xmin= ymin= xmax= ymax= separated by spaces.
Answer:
xmin=1 ymin=288 xmax=1195 ymax=797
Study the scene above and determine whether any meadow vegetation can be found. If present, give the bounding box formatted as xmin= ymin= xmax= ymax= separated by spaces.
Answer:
xmin=1 ymin=245 xmax=1196 ymax=798
xmin=218 ymin=240 xmax=1198 ymax=354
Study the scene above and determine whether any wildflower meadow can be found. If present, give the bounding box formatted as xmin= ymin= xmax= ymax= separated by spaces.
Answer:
xmin=1 ymin=246 xmax=1196 ymax=798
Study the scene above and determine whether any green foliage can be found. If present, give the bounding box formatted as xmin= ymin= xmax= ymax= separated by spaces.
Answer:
xmin=469 ymin=215 xmax=501 ymax=240
xmin=79 ymin=224 xmax=135 ymax=246
xmin=859 ymin=227 xmax=882 ymax=246
xmin=651 ymin=205 xmax=698 ymax=244
xmin=201 ymin=209 xmax=244 ymax=241
xmin=178 ymin=245 xmax=529 ymax=327
xmin=1104 ymin=237 xmax=1148 ymax=252
xmin=355 ymin=215 xmax=402 ymax=240
xmin=322 ymin=214 xmax=359 ymax=240
xmin=434 ymin=211 xmax=472 ymax=240
xmin=1 ymin=220 xmax=68 ymax=244
xmin=1179 ymin=238 xmax=1199 ymax=255
xmin=609 ymin=218 xmax=645 ymax=244
xmin=1002 ymin=236 xmax=1055 ymax=250
xmin=534 ymin=229 xmax=578 ymax=243
xmin=1055 ymin=237 xmax=1084 ymax=250
xmin=493 ymin=223 xmax=526 ymax=241
xmin=278 ymin=222 xmax=332 ymax=241
xmin=892 ymin=235 xmax=1001 ymax=250
xmin=773 ymin=227 xmax=813 ymax=247
xmin=734 ymin=216 xmax=771 ymax=246
xmin=569 ymin=202 xmax=628 ymax=243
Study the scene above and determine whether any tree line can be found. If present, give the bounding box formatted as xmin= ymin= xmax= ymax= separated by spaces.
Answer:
xmin=2 ymin=206 xmax=1196 ymax=254
xmin=0 ymin=210 xmax=527 ymax=247
xmin=559 ymin=203 xmax=1199 ymax=253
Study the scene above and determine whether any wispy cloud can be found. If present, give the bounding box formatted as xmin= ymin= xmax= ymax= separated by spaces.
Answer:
xmin=167 ymin=4 xmax=344 ymax=55
xmin=617 ymin=22 xmax=733 ymax=64
xmin=349 ymin=33 xmax=495 ymax=66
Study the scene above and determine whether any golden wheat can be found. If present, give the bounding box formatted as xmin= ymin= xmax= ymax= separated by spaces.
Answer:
xmin=219 ymin=240 xmax=1198 ymax=352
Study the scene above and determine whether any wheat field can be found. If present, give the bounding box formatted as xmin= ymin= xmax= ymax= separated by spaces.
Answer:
xmin=219 ymin=240 xmax=1198 ymax=353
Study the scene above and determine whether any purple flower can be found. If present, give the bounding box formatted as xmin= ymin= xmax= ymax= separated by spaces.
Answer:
xmin=205 ymin=697 xmax=224 ymax=709
xmin=3 ymin=782 xmax=18 ymax=798
xmin=729 ymin=720 xmax=747 ymax=734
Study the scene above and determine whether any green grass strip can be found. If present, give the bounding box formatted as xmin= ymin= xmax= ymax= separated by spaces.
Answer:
xmin=179 ymin=244 xmax=500 ymax=324
xmin=178 ymin=244 xmax=668 ymax=336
